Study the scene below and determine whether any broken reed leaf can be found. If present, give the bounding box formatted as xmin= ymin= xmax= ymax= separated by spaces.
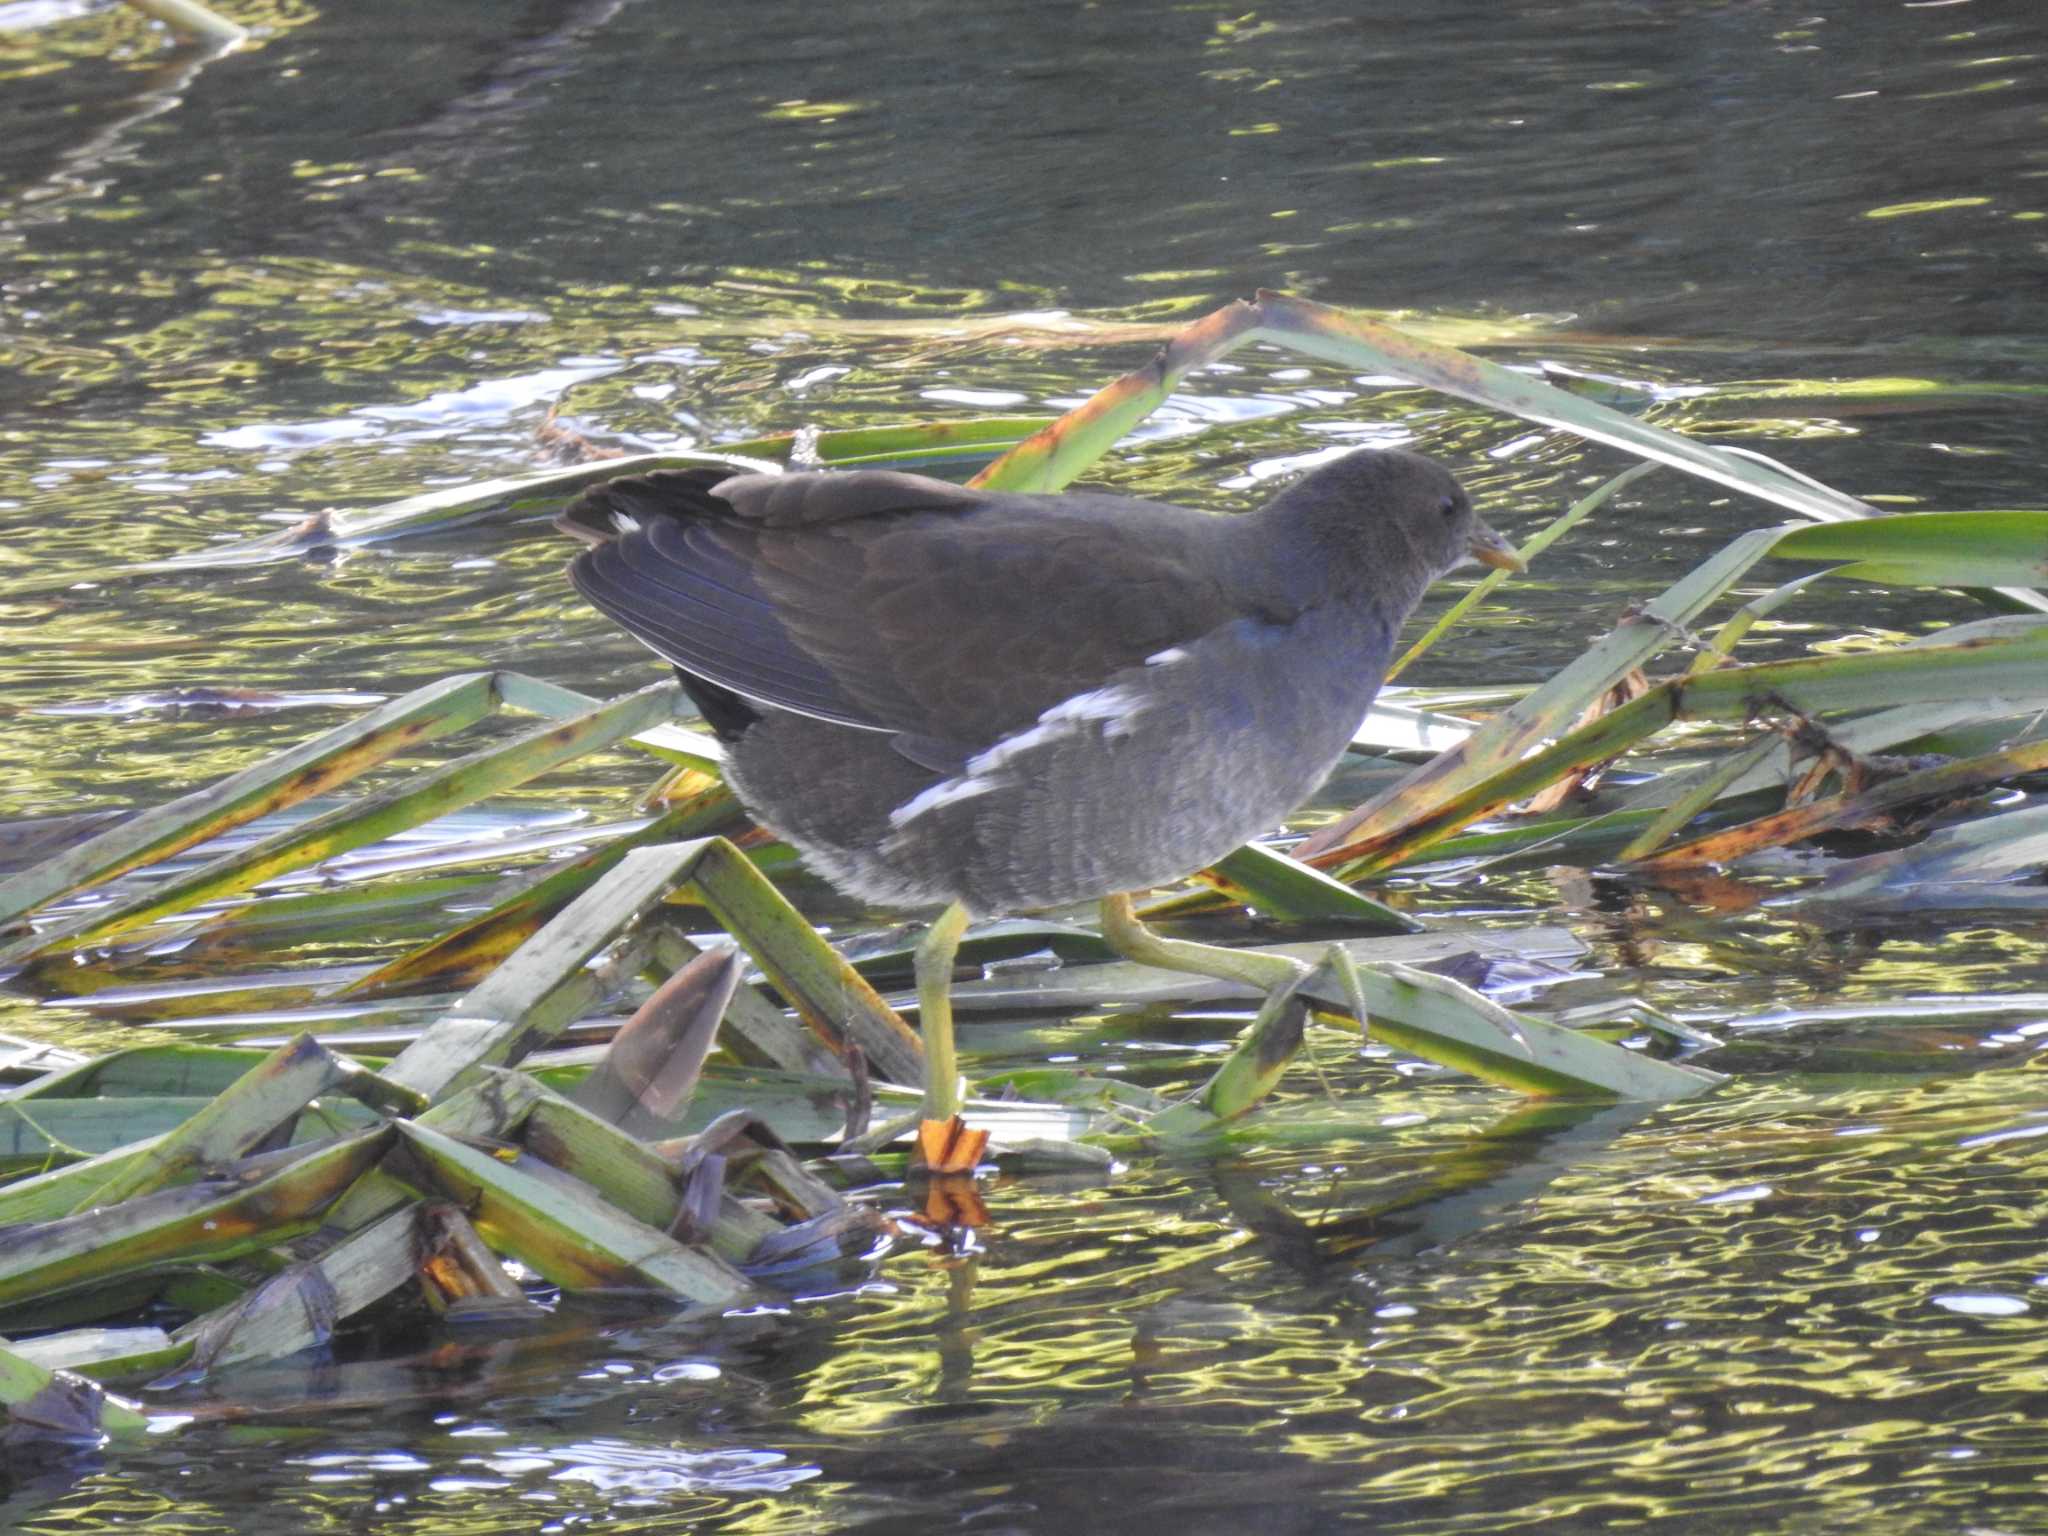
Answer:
xmin=1299 ymin=962 xmax=1724 ymax=1101
xmin=339 ymin=791 xmax=744 ymax=1000
xmin=306 ymin=1069 xmax=547 ymax=1245
xmin=943 ymin=924 xmax=1588 ymax=1013
xmin=172 ymin=872 xmax=500 ymax=965
xmin=66 ymin=1035 xmax=350 ymax=1212
xmin=1322 ymin=531 xmax=2048 ymax=872
xmin=0 ymin=1095 xmax=388 ymax=1182
xmin=415 ymin=1203 xmax=534 ymax=1311
xmin=1298 ymin=524 xmax=1795 ymax=863
xmin=973 ymin=291 xmax=1890 ymax=530
xmin=375 ymin=838 xmax=918 ymax=1107
xmin=681 ymin=839 xmax=924 ymax=1086
xmin=0 ymin=1337 xmax=152 ymax=1439
xmin=171 ymin=1224 xmax=364 ymax=1378
xmin=1618 ymin=693 xmax=2048 ymax=819
xmin=1150 ymin=970 xmax=1315 ymax=1132
xmin=377 ymin=845 xmax=724 ymax=1103
xmin=643 ymin=925 xmax=838 ymax=1075
xmin=1192 ymin=842 xmax=1417 ymax=929
xmin=490 ymin=672 xmax=723 ymax=770
xmin=1685 ymin=570 xmax=1836 ymax=676
xmin=0 ymin=1134 xmax=172 ymax=1227
xmin=1615 ymin=736 xmax=1784 ymax=863
xmin=734 ymin=1145 xmax=848 ymax=1225
xmin=1805 ymin=801 xmax=2048 ymax=905
xmin=0 ymin=1131 xmax=390 ymax=1311
xmin=100 ymin=418 xmax=1048 ymax=582
xmin=521 ymin=1095 xmax=778 ymax=1267
xmin=2 ymin=1325 xmax=186 ymax=1384
xmin=1768 ymin=508 xmax=2048 ymax=589
xmin=571 ymin=945 xmax=744 ymax=1129
xmin=1311 ymin=624 xmax=2048 ymax=880
xmin=1517 ymin=669 xmax=1653 ymax=817
xmin=4 ymin=680 xmax=685 ymax=966
xmin=743 ymin=1204 xmax=896 ymax=1278
xmin=1638 ymin=736 xmax=2048 ymax=868
xmin=389 ymin=1121 xmax=751 ymax=1305
xmin=0 ymin=672 xmax=496 ymax=932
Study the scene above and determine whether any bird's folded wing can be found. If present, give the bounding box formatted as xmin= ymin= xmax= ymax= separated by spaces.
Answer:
xmin=567 ymin=469 xmax=1252 ymax=754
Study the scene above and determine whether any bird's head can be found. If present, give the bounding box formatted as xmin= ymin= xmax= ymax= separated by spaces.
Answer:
xmin=1259 ymin=447 xmax=1523 ymax=607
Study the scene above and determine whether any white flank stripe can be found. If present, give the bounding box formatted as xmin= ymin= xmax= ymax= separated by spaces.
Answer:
xmin=1144 ymin=646 xmax=1190 ymax=667
xmin=888 ymin=772 xmax=1002 ymax=828
xmin=968 ymin=682 xmax=1150 ymax=777
xmin=892 ymin=681 xmax=1152 ymax=828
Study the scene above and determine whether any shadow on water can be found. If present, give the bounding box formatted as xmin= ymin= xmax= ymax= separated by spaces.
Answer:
xmin=3 ymin=0 xmax=2047 ymax=1528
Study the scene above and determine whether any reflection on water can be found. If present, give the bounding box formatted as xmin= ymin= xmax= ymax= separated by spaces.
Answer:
xmin=3 ymin=0 xmax=2047 ymax=1528
xmin=7 ymin=1068 xmax=2046 ymax=1533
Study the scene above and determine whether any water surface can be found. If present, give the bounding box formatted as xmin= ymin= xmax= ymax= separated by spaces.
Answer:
xmin=3 ymin=0 xmax=2046 ymax=1530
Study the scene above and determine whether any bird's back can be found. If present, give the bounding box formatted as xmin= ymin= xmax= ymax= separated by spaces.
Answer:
xmin=562 ymin=467 xmax=1257 ymax=767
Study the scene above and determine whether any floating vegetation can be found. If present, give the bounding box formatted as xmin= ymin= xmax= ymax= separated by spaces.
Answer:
xmin=5 ymin=292 xmax=2044 ymax=1440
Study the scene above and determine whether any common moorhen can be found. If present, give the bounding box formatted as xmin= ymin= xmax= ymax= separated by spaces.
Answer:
xmin=560 ymin=448 xmax=1521 ymax=1117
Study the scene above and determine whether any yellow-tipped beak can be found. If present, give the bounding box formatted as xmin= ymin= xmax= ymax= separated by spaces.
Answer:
xmin=1468 ymin=522 xmax=1526 ymax=574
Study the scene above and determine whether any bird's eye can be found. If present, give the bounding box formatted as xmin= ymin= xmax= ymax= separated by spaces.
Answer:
xmin=1438 ymin=495 xmax=1460 ymax=519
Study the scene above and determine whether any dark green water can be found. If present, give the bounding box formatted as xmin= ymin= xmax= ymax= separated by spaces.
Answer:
xmin=4 ymin=0 xmax=2047 ymax=1530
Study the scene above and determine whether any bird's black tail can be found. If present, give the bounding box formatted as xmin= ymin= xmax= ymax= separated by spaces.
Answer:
xmin=671 ymin=666 xmax=759 ymax=742
xmin=557 ymin=465 xmax=773 ymax=744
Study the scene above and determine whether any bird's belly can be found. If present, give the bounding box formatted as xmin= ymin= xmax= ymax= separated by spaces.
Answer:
xmin=926 ymin=714 xmax=1353 ymax=911
xmin=736 ymin=732 xmax=1342 ymax=915
xmin=727 ymin=614 xmax=1382 ymax=916
xmin=877 ymin=654 xmax=1367 ymax=912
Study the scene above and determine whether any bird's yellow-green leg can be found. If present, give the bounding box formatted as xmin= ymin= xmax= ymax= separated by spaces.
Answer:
xmin=1097 ymin=892 xmax=1312 ymax=993
xmin=915 ymin=899 xmax=973 ymax=1120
